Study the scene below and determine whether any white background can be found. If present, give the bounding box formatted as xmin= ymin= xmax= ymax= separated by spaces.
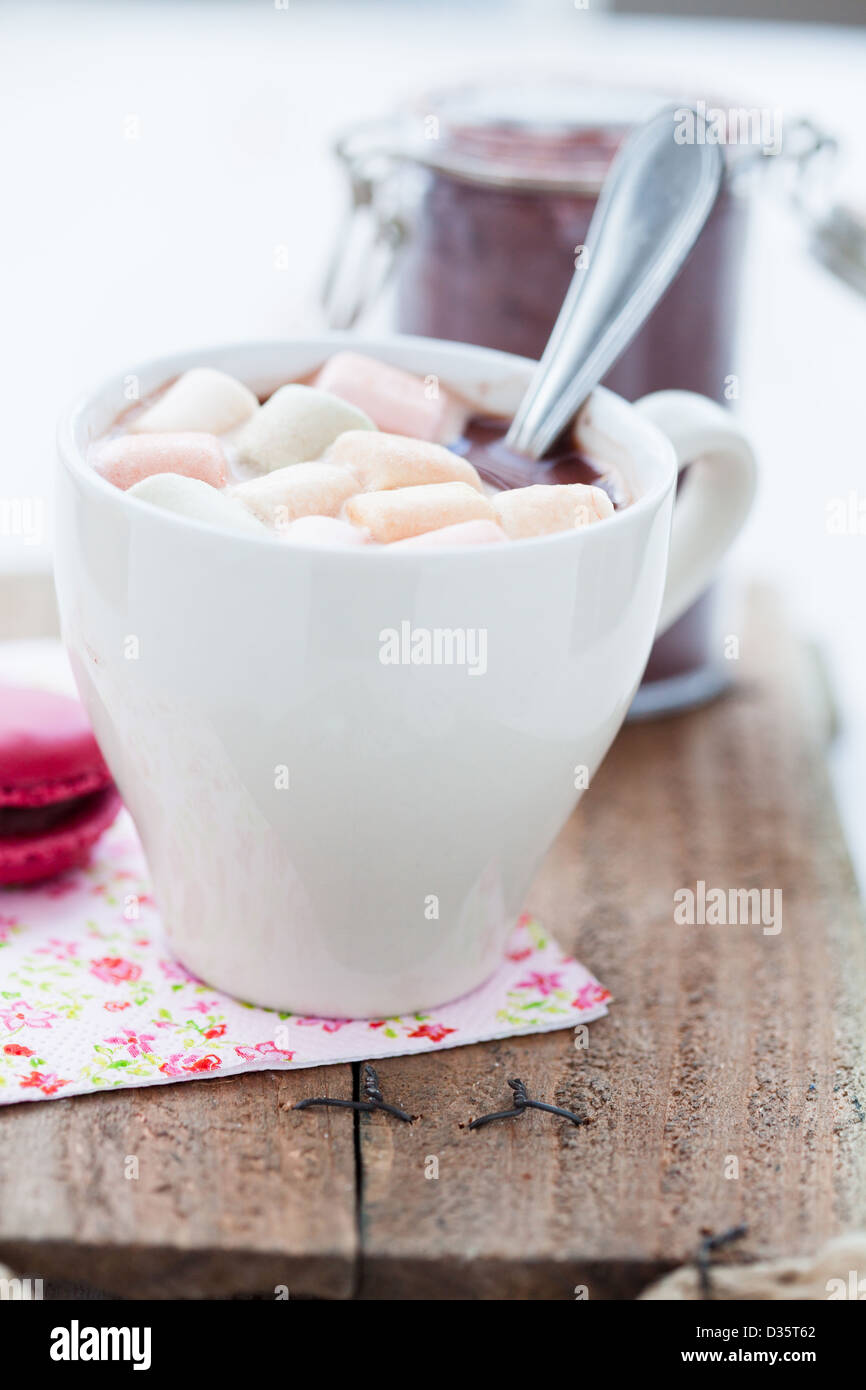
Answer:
xmin=3 ymin=0 xmax=866 ymax=882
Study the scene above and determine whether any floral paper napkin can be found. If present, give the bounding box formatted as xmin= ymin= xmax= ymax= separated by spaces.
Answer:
xmin=0 ymin=643 xmax=610 ymax=1104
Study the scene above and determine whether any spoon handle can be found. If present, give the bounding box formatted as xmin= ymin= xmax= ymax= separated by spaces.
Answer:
xmin=505 ymin=106 xmax=724 ymax=461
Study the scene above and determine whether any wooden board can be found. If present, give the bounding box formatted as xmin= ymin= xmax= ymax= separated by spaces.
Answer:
xmin=0 ymin=586 xmax=864 ymax=1298
xmin=0 ymin=1068 xmax=357 ymax=1299
xmin=356 ymin=589 xmax=866 ymax=1298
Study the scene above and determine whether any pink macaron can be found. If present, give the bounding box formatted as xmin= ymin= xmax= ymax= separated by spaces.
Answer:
xmin=0 ymin=687 xmax=122 ymax=885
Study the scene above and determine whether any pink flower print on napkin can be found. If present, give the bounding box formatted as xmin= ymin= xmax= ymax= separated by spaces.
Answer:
xmin=0 ymin=914 xmax=19 ymax=942
xmin=183 ymin=1054 xmax=223 ymax=1073
xmin=515 ymin=970 xmax=563 ymax=997
xmin=0 ymin=1000 xmax=58 ymax=1031
xmin=407 ymin=1023 xmax=456 ymax=1044
xmin=157 ymin=1053 xmax=190 ymax=1077
xmin=105 ymin=1028 xmax=155 ymax=1058
xmin=295 ymin=1016 xmax=352 ymax=1034
xmin=158 ymin=958 xmax=200 ymax=984
xmin=36 ymin=938 xmax=80 ymax=961
xmin=572 ymin=982 xmax=612 ymax=1010
xmin=158 ymin=1051 xmax=224 ymax=1076
xmin=234 ymin=1041 xmax=295 ymax=1062
xmin=3 ymin=1043 xmax=33 ymax=1057
xmin=19 ymin=1070 xmax=71 ymax=1096
xmin=90 ymin=957 xmax=141 ymax=985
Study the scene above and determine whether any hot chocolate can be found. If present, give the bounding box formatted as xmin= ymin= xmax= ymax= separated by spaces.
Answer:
xmin=91 ymin=351 xmax=624 ymax=547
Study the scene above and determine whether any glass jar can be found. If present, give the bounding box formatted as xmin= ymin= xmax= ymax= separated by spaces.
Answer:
xmin=323 ymin=79 xmax=832 ymax=716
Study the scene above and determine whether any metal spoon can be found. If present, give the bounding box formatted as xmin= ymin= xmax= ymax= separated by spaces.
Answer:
xmin=505 ymin=106 xmax=725 ymax=460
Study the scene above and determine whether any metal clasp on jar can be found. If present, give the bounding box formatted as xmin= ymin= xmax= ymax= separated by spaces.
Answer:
xmin=321 ymin=124 xmax=414 ymax=330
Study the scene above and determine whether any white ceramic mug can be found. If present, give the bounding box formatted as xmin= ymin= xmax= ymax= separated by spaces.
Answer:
xmin=55 ymin=334 xmax=755 ymax=1017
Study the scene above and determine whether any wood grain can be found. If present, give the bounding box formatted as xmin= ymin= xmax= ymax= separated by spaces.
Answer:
xmin=0 ymin=1067 xmax=357 ymax=1299
xmin=356 ymin=590 xmax=866 ymax=1298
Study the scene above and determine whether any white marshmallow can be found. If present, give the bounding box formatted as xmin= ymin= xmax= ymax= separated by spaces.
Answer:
xmin=128 ymin=474 xmax=270 ymax=537
xmin=327 ymin=431 xmax=483 ymax=493
xmin=233 ymin=462 xmax=359 ymax=529
xmin=234 ymin=385 xmax=375 ymax=474
xmin=344 ymin=482 xmax=494 ymax=544
xmin=492 ymin=483 xmax=614 ymax=539
xmin=132 ymin=368 xmax=259 ymax=436
xmin=280 ymin=516 xmax=371 ymax=547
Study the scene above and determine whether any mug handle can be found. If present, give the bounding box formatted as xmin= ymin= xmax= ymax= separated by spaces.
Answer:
xmin=633 ymin=390 xmax=758 ymax=636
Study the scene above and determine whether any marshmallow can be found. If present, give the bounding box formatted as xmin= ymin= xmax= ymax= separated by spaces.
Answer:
xmin=128 ymin=474 xmax=270 ymax=537
xmin=327 ymin=431 xmax=483 ymax=493
xmin=93 ymin=433 xmax=227 ymax=491
xmin=390 ymin=520 xmax=508 ymax=549
xmin=233 ymin=462 xmax=359 ymax=529
xmin=492 ymin=483 xmax=614 ymax=539
xmin=234 ymin=385 xmax=375 ymax=474
xmin=131 ymin=368 xmax=259 ymax=436
xmin=344 ymin=482 xmax=494 ymax=544
xmin=279 ymin=516 xmax=371 ymax=547
xmin=314 ymin=351 xmax=466 ymax=443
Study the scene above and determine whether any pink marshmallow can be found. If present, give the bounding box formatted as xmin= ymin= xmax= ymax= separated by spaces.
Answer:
xmin=492 ymin=483 xmax=614 ymax=539
xmin=279 ymin=516 xmax=370 ymax=547
xmin=314 ymin=351 xmax=466 ymax=443
xmin=93 ymin=432 xmax=227 ymax=491
xmin=327 ymin=430 xmax=483 ymax=493
xmin=344 ymin=482 xmax=494 ymax=544
xmin=390 ymin=521 xmax=508 ymax=549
